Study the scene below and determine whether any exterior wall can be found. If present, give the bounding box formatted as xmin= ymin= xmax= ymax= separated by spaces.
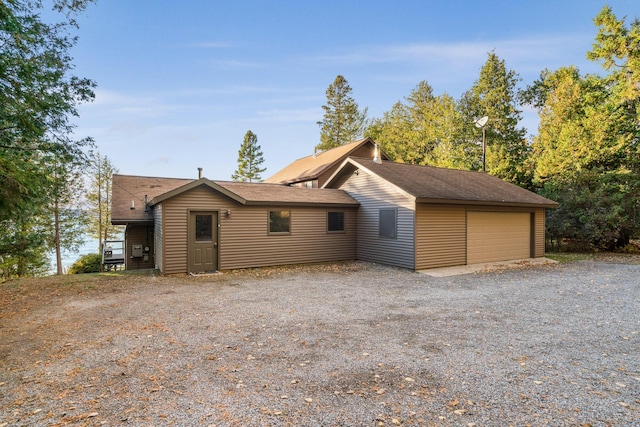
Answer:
xmin=534 ymin=208 xmax=546 ymax=258
xmin=415 ymin=205 xmax=466 ymax=269
xmin=339 ymin=170 xmax=415 ymax=270
xmin=317 ymin=144 xmax=378 ymax=187
xmin=124 ymin=224 xmax=155 ymax=270
xmin=161 ymin=186 xmax=357 ymax=274
xmin=153 ymin=204 xmax=163 ymax=271
xmin=415 ymin=204 xmax=548 ymax=270
xmin=291 ymin=180 xmax=318 ymax=188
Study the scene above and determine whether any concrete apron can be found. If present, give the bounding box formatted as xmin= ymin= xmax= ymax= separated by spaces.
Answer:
xmin=419 ymin=258 xmax=559 ymax=277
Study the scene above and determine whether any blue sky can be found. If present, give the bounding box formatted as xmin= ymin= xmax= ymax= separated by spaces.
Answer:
xmin=69 ymin=1 xmax=638 ymax=180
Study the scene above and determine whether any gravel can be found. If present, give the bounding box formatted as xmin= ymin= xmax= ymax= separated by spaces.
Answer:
xmin=1 ymin=257 xmax=639 ymax=426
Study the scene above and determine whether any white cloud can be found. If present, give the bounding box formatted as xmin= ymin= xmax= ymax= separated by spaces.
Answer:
xmin=305 ymin=33 xmax=593 ymax=71
xmin=84 ymin=89 xmax=193 ymax=118
xmin=256 ymin=107 xmax=320 ymax=123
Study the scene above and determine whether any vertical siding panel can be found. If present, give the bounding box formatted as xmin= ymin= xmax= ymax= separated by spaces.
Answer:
xmin=535 ymin=208 xmax=545 ymax=257
xmin=153 ymin=204 xmax=163 ymax=271
xmin=124 ymin=224 xmax=155 ymax=270
xmin=339 ymin=170 xmax=415 ymax=269
xmin=415 ymin=205 xmax=466 ymax=269
xmin=161 ymin=185 xmax=357 ymax=274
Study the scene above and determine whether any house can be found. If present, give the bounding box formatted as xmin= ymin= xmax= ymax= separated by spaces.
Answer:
xmin=111 ymin=174 xmax=359 ymax=274
xmin=322 ymin=157 xmax=557 ymax=270
xmin=264 ymin=137 xmax=389 ymax=188
xmin=111 ymin=140 xmax=557 ymax=274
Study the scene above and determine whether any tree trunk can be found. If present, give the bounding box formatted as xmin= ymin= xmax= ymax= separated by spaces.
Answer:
xmin=54 ymin=201 xmax=63 ymax=275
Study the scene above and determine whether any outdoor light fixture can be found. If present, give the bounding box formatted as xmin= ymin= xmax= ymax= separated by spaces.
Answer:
xmin=474 ymin=116 xmax=489 ymax=172
xmin=226 ymin=209 xmax=231 ymax=217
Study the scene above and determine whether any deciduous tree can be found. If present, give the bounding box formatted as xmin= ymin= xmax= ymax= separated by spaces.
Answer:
xmin=525 ymin=6 xmax=640 ymax=250
xmin=87 ymin=152 xmax=120 ymax=253
xmin=366 ymin=81 xmax=472 ymax=169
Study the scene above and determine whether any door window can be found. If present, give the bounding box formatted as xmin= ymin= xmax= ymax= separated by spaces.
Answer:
xmin=195 ymin=214 xmax=213 ymax=241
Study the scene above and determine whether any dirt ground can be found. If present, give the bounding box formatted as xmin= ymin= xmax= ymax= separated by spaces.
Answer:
xmin=1 ymin=255 xmax=639 ymax=426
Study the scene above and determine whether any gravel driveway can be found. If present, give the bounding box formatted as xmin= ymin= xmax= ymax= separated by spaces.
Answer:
xmin=1 ymin=257 xmax=639 ymax=426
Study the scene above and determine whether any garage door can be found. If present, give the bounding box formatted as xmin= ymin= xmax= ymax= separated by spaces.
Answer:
xmin=467 ymin=212 xmax=531 ymax=264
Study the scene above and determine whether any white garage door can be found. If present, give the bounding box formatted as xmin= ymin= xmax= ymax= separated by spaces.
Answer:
xmin=467 ymin=211 xmax=531 ymax=264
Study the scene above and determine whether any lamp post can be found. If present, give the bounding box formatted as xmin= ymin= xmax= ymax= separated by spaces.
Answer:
xmin=473 ymin=116 xmax=489 ymax=172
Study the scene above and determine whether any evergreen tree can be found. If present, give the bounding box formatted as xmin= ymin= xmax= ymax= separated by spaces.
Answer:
xmin=317 ymin=75 xmax=368 ymax=151
xmin=48 ymin=156 xmax=90 ymax=275
xmin=0 ymin=0 xmax=96 ymax=221
xmin=365 ymin=81 xmax=472 ymax=169
xmin=524 ymin=6 xmax=640 ymax=250
xmin=232 ymin=130 xmax=266 ymax=182
xmin=458 ymin=52 xmax=530 ymax=185
xmin=0 ymin=203 xmax=50 ymax=279
xmin=0 ymin=0 xmax=95 ymax=276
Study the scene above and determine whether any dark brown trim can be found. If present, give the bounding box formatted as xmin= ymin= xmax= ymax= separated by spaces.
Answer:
xmin=530 ymin=212 xmax=536 ymax=258
xmin=416 ymin=198 xmax=558 ymax=208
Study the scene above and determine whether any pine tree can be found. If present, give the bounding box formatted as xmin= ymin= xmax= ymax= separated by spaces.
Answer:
xmin=232 ymin=130 xmax=266 ymax=182
xmin=0 ymin=0 xmax=96 ymax=221
xmin=316 ymin=75 xmax=367 ymax=151
xmin=458 ymin=52 xmax=530 ymax=185
xmin=365 ymin=81 xmax=471 ymax=169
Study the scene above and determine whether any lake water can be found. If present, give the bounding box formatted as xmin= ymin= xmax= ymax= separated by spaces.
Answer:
xmin=49 ymin=234 xmax=123 ymax=274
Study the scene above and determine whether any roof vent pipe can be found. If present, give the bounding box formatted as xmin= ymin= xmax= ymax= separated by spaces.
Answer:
xmin=373 ymin=144 xmax=382 ymax=164
xmin=198 ymin=167 xmax=203 ymax=179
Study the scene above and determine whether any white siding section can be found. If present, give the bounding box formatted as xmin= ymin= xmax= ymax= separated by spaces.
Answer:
xmin=340 ymin=170 xmax=415 ymax=269
xmin=153 ymin=204 xmax=163 ymax=271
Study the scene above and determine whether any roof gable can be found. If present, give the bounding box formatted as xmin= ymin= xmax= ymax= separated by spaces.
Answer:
xmin=148 ymin=178 xmax=359 ymax=207
xmin=112 ymin=176 xmax=359 ymax=224
xmin=324 ymin=158 xmax=558 ymax=208
xmin=264 ymin=138 xmax=389 ymax=185
xmin=112 ymin=174 xmax=193 ymax=223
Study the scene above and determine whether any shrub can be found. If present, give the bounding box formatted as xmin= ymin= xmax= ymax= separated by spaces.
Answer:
xmin=68 ymin=253 xmax=102 ymax=274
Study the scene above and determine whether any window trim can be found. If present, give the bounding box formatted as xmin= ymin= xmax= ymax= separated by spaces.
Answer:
xmin=268 ymin=210 xmax=291 ymax=235
xmin=327 ymin=211 xmax=345 ymax=233
xmin=379 ymin=208 xmax=397 ymax=239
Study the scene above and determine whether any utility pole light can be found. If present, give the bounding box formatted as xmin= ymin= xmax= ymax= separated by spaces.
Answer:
xmin=474 ymin=116 xmax=489 ymax=172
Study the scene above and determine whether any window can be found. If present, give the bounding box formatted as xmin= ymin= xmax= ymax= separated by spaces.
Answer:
xmin=327 ymin=211 xmax=345 ymax=232
xmin=269 ymin=210 xmax=291 ymax=234
xmin=379 ymin=208 xmax=397 ymax=239
xmin=195 ymin=214 xmax=213 ymax=241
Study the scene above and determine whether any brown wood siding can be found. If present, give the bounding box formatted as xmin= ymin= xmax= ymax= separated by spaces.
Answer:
xmin=534 ymin=208 xmax=545 ymax=257
xmin=153 ymin=204 xmax=163 ymax=271
xmin=161 ymin=186 xmax=356 ymax=274
xmin=125 ymin=224 xmax=155 ymax=270
xmin=339 ymin=169 xmax=415 ymax=269
xmin=415 ymin=205 xmax=466 ymax=269
xmin=467 ymin=211 xmax=531 ymax=264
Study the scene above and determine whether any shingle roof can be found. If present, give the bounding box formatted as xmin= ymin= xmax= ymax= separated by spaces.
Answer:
xmin=112 ymin=174 xmax=359 ymax=224
xmin=148 ymin=178 xmax=359 ymax=207
xmin=112 ymin=174 xmax=193 ymax=223
xmin=214 ymin=181 xmax=359 ymax=206
xmin=327 ymin=158 xmax=558 ymax=208
xmin=264 ymin=138 xmax=387 ymax=185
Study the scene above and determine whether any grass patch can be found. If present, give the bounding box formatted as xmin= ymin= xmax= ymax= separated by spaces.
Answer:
xmin=546 ymin=252 xmax=593 ymax=263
